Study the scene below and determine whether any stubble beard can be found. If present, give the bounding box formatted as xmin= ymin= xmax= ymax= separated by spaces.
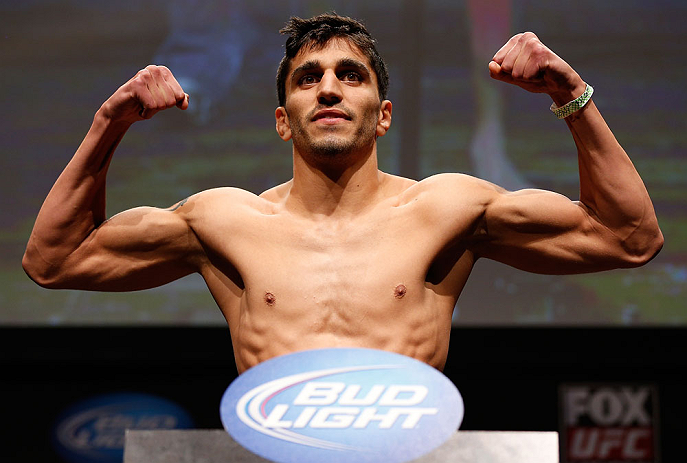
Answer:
xmin=290 ymin=106 xmax=379 ymax=162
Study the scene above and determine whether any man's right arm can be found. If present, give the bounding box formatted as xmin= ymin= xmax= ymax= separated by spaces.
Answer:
xmin=22 ymin=65 xmax=200 ymax=291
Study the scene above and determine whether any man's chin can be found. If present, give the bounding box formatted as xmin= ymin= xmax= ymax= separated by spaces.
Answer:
xmin=293 ymin=125 xmax=376 ymax=160
xmin=308 ymin=136 xmax=356 ymax=157
xmin=311 ymin=144 xmax=352 ymax=158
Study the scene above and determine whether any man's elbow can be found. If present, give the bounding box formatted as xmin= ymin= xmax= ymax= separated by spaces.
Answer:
xmin=620 ymin=226 xmax=664 ymax=268
xmin=22 ymin=247 xmax=64 ymax=289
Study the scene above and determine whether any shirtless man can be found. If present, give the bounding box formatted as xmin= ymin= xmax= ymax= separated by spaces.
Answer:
xmin=23 ymin=14 xmax=663 ymax=374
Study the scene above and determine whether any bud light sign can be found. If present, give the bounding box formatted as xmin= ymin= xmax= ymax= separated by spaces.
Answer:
xmin=52 ymin=393 xmax=194 ymax=463
xmin=220 ymin=348 xmax=463 ymax=463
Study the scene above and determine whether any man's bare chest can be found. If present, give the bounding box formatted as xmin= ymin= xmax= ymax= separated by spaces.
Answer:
xmin=198 ymin=205 xmax=440 ymax=291
xmin=193 ymin=193 xmax=478 ymax=310
xmin=238 ymin=210 xmax=437 ymax=292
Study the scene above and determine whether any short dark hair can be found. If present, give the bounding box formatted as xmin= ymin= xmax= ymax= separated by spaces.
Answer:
xmin=276 ymin=13 xmax=389 ymax=107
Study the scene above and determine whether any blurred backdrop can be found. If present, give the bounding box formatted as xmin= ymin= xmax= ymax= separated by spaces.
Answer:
xmin=2 ymin=0 xmax=686 ymax=327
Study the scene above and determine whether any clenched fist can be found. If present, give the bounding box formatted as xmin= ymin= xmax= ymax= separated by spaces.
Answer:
xmin=100 ymin=65 xmax=189 ymax=125
xmin=489 ymin=32 xmax=586 ymax=106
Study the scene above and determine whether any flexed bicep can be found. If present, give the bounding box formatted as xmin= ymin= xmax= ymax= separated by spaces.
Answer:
xmin=484 ymin=33 xmax=662 ymax=269
xmin=26 ymin=200 xmax=204 ymax=291
xmin=469 ymin=188 xmax=636 ymax=274
xmin=23 ymin=65 xmax=198 ymax=291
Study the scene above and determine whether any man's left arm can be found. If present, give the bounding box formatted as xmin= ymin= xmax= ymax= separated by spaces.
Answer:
xmin=469 ymin=32 xmax=663 ymax=273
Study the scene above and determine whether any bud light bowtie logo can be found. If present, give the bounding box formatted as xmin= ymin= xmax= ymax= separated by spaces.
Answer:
xmin=220 ymin=348 xmax=463 ymax=463
xmin=52 ymin=393 xmax=193 ymax=463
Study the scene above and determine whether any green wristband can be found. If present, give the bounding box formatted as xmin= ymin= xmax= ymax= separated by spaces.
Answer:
xmin=550 ymin=84 xmax=594 ymax=119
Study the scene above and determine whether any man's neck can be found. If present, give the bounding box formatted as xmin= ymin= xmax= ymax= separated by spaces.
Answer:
xmin=286 ymin=146 xmax=385 ymax=218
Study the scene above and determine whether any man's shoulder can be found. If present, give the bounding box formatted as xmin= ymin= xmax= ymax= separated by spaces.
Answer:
xmin=182 ymin=187 xmax=278 ymax=218
xmin=420 ymin=172 xmax=492 ymax=188
xmin=189 ymin=186 xmax=256 ymax=203
xmin=401 ymin=173 xmax=498 ymax=204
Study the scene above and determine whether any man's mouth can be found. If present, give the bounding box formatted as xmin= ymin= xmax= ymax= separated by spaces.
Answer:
xmin=312 ymin=109 xmax=352 ymax=123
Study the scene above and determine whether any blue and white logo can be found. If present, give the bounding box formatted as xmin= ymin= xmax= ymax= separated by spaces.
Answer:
xmin=220 ymin=348 xmax=463 ymax=463
xmin=52 ymin=392 xmax=194 ymax=463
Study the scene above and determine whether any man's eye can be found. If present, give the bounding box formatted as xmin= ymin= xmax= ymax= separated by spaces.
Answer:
xmin=342 ymin=72 xmax=361 ymax=82
xmin=300 ymin=75 xmax=318 ymax=85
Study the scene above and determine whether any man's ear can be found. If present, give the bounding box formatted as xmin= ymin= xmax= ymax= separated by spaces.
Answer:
xmin=275 ymin=106 xmax=292 ymax=141
xmin=376 ymin=100 xmax=392 ymax=137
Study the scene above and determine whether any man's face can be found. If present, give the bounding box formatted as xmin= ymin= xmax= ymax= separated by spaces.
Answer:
xmin=276 ymin=38 xmax=391 ymax=162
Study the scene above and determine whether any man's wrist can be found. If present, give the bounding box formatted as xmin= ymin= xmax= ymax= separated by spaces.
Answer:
xmin=94 ymin=104 xmax=133 ymax=131
xmin=548 ymin=76 xmax=587 ymax=108
xmin=550 ymin=83 xmax=593 ymax=120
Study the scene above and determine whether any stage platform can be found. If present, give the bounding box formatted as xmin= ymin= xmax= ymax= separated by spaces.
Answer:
xmin=124 ymin=429 xmax=559 ymax=463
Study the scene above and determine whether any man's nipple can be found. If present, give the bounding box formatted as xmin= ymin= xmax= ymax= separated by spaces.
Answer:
xmin=394 ymin=284 xmax=407 ymax=299
xmin=264 ymin=292 xmax=276 ymax=306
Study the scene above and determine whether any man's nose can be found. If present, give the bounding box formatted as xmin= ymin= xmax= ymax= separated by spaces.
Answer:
xmin=317 ymin=70 xmax=343 ymax=105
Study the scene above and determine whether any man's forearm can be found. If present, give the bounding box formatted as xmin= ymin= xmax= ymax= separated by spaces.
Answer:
xmin=61 ymin=109 xmax=131 ymax=223
xmin=23 ymin=110 xmax=130 ymax=281
xmin=565 ymin=99 xmax=663 ymax=261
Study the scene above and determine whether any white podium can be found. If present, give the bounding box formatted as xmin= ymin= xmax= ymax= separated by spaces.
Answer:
xmin=124 ymin=429 xmax=559 ymax=463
